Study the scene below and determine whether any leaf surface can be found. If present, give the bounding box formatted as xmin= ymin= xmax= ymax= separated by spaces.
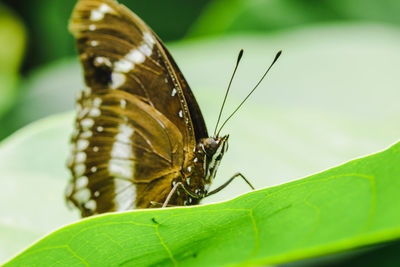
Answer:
xmin=4 ymin=139 xmax=400 ymax=266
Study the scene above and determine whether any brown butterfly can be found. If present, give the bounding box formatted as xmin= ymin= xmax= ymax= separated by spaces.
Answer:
xmin=66 ymin=0 xmax=280 ymax=217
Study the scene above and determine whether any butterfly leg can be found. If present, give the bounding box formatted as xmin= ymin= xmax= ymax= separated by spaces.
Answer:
xmin=150 ymin=201 xmax=178 ymax=207
xmin=205 ymin=172 xmax=255 ymax=197
xmin=162 ymin=182 xmax=200 ymax=208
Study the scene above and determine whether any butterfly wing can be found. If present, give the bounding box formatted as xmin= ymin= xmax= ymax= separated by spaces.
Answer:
xmin=67 ymin=0 xmax=207 ymax=216
xmin=157 ymin=40 xmax=209 ymax=142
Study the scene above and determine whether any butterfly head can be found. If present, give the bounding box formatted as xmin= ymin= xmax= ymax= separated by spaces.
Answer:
xmin=200 ymin=135 xmax=229 ymax=184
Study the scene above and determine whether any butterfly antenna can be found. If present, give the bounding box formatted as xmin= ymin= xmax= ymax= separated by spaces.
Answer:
xmin=213 ymin=49 xmax=244 ymax=137
xmin=217 ymin=50 xmax=282 ymax=136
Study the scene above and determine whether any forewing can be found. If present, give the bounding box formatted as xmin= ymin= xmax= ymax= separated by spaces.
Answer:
xmin=157 ymin=40 xmax=208 ymax=142
xmin=67 ymin=0 xmax=204 ymax=215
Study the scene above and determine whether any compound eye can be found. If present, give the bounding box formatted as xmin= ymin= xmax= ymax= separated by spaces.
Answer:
xmin=205 ymin=138 xmax=217 ymax=147
xmin=204 ymin=138 xmax=218 ymax=154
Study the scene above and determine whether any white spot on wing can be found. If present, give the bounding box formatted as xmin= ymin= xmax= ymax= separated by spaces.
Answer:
xmin=76 ymin=176 xmax=89 ymax=189
xmin=97 ymin=126 xmax=104 ymax=132
xmin=93 ymin=97 xmax=102 ymax=107
xmin=126 ymin=49 xmax=145 ymax=64
xmin=90 ymin=40 xmax=99 ymax=47
xmin=114 ymin=179 xmax=136 ymax=211
xmin=171 ymin=88 xmax=177 ymax=96
xmin=111 ymin=72 xmax=126 ymax=89
xmin=99 ymin=3 xmax=113 ymax=13
xmin=90 ymin=11 xmax=103 ymax=21
xmin=108 ymin=159 xmax=133 ymax=179
xmin=90 ymin=3 xmax=114 ymax=21
xmin=94 ymin=57 xmax=112 ymax=67
xmin=77 ymin=139 xmax=89 ymax=151
xmin=111 ymin=142 xmax=133 ymax=158
xmin=89 ymin=24 xmax=96 ymax=31
xmin=143 ymin=32 xmax=155 ymax=45
xmin=84 ymin=199 xmax=97 ymax=211
xmin=178 ymin=110 xmax=183 ymax=118
xmin=81 ymin=118 xmax=94 ymax=129
xmin=115 ymin=124 xmax=134 ymax=143
xmin=111 ymin=124 xmax=134 ymax=158
xmin=74 ymin=188 xmax=91 ymax=203
xmin=114 ymin=59 xmax=134 ymax=73
xmin=74 ymin=163 xmax=86 ymax=176
xmin=120 ymin=99 xmax=127 ymax=109
xmin=89 ymin=107 xmax=101 ymax=117
xmin=138 ymin=43 xmax=152 ymax=57
xmin=75 ymin=152 xmax=87 ymax=163
xmin=80 ymin=131 xmax=93 ymax=139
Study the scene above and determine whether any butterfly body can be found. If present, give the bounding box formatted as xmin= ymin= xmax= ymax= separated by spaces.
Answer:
xmin=135 ymin=135 xmax=228 ymax=208
xmin=66 ymin=0 xmax=229 ymax=216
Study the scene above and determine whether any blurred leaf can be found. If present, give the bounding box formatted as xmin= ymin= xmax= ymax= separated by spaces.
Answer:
xmin=3 ymin=130 xmax=400 ymax=266
xmin=2 ymin=0 xmax=211 ymax=69
xmin=122 ymin=0 xmax=212 ymax=41
xmin=1 ymin=24 xmax=400 ymax=262
xmin=189 ymin=0 xmax=400 ymax=37
xmin=319 ymin=241 xmax=400 ymax=267
xmin=0 ymin=4 xmax=26 ymax=118
xmin=0 ymin=5 xmax=25 ymax=71
xmin=0 ymin=113 xmax=80 ymax=262
xmin=0 ymin=112 xmax=73 ymax=176
xmin=0 ymin=58 xmax=82 ymax=140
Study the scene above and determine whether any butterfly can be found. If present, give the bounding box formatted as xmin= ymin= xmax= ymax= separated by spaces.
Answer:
xmin=66 ymin=0 xmax=280 ymax=217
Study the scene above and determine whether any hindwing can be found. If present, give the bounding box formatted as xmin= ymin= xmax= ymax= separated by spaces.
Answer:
xmin=67 ymin=0 xmax=207 ymax=216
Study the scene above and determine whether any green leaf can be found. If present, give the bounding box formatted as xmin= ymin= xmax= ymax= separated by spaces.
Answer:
xmin=0 ymin=4 xmax=26 ymax=118
xmin=0 ymin=114 xmax=80 ymax=262
xmin=4 ymin=140 xmax=400 ymax=266
xmin=0 ymin=58 xmax=82 ymax=140
xmin=188 ymin=0 xmax=400 ymax=37
xmin=0 ymin=112 xmax=73 ymax=176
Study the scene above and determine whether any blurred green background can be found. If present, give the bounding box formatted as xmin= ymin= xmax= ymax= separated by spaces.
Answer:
xmin=1 ymin=0 xmax=400 ymax=140
xmin=1 ymin=0 xmax=400 ymax=265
